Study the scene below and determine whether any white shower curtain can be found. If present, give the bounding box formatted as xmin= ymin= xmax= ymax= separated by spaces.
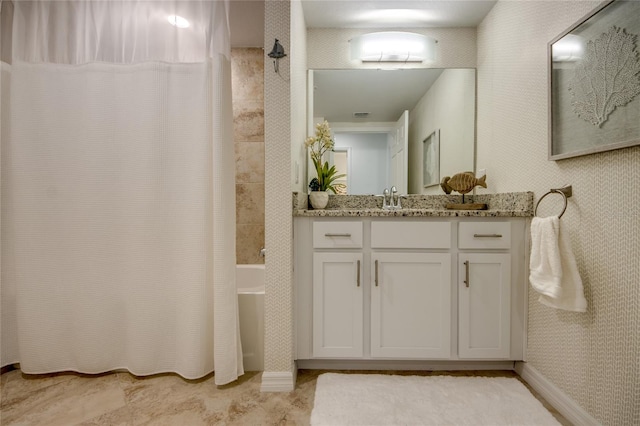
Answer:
xmin=1 ymin=0 xmax=243 ymax=384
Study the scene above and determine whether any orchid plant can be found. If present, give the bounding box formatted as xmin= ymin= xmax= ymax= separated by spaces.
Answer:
xmin=305 ymin=120 xmax=346 ymax=193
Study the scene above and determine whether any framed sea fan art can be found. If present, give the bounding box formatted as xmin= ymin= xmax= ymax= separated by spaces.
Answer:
xmin=549 ymin=0 xmax=640 ymax=160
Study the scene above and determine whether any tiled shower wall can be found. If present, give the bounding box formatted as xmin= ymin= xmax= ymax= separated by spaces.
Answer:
xmin=231 ymin=48 xmax=265 ymax=265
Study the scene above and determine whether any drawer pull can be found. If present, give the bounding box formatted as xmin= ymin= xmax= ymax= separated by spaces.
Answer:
xmin=464 ymin=261 xmax=470 ymax=287
xmin=357 ymin=260 xmax=360 ymax=287
xmin=375 ymin=260 xmax=379 ymax=287
xmin=473 ymin=233 xmax=503 ymax=238
xmin=324 ymin=233 xmax=352 ymax=238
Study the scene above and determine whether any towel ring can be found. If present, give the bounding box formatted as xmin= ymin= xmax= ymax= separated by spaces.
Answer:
xmin=534 ymin=185 xmax=572 ymax=218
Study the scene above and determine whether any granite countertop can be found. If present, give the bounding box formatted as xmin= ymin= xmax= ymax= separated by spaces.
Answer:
xmin=293 ymin=192 xmax=534 ymax=218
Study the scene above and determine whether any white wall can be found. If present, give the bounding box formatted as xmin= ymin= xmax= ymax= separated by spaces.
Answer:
xmin=408 ymin=69 xmax=475 ymax=194
xmin=477 ymin=1 xmax=639 ymax=424
xmin=334 ymin=132 xmax=388 ymax=194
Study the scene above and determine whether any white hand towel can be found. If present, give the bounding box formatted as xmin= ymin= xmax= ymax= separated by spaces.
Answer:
xmin=529 ymin=216 xmax=587 ymax=312
xmin=529 ymin=216 xmax=563 ymax=298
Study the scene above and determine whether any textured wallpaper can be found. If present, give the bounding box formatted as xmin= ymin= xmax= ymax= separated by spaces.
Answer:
xmin=264 ymin=0 xmax=294 ymax=374
xmin=263 ymin=0 xmax=308 ymax=376
xmin=477 ymin=2 xmax=639 ymax=424
xmin=290 ymin=0 xmax=308 ymax=194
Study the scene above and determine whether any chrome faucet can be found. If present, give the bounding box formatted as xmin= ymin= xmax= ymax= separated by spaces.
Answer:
xmin=381 ymin=187 xmax=402 ymax=210
xmin=390 ymin=186 xmax=401 ymax=209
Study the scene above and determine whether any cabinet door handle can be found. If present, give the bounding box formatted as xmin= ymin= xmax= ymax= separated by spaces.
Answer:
xmin=473 ymin=233 xmax=502 ymax=238
xmin=375 ymin=260 xmax=379 ymax=287
xmin=356 ymin=260 xmax=360 ymax=287
xmin=464 ymin=260 xmax=470 ymax=287
xmin=324 ymin=233 xmax=351 ymax=237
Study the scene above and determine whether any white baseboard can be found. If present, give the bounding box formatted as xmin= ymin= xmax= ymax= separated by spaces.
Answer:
xmin=515 ymin=362 xmax=601 ymax=426
xmin=297 ymin=359 xmax=515 ymax=371
xmin=260 ymin=370 xmax=296 ymax=392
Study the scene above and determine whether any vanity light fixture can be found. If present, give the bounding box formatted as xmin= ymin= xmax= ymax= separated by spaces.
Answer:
xmin=350 ymin=32 xmax=436 ymax=63
xmin=168 ymin=15 xmax=190 ymax=29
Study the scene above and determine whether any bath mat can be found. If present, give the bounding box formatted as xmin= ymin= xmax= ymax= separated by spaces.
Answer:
xmin=310 ymin=373 xmax=560 ymax=426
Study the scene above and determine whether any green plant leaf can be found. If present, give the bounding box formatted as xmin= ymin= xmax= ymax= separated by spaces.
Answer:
xmin=306 ymin=121 xmax=346 ymax=194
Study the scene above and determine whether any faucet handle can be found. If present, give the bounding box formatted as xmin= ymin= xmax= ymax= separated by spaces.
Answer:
xmin=382 ymin=188 xmax=390 ymax=208
xmin=390 ymin=186 xmax=398 ymax=208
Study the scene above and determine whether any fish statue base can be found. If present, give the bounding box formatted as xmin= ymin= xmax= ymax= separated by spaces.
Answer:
xmin=445 ymin=202 xmax=488 ymax=210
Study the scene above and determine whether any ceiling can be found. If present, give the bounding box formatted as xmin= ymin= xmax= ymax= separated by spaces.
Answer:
xmin=229 ymin=1 xmax=265 ymax=47
xmin=313 ymin=69 xmax=445 ymax=122
xmin=230 ymin=0 xmax=497 ymax=47
xmin=302 ymin=1 xmax=497 ymax=29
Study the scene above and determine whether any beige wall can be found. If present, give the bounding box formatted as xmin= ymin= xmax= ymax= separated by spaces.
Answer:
xmin=477 ymin=2 xmax=639 ymax=424
xmin=232 ymin=48 xmax=265 ymax=265
xmin=408 ymin=69 xmax=476 ymax=194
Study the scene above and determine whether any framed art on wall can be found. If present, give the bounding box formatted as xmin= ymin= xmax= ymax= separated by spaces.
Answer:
xmin=423 ymin=129 xmax=440 ymax=187
xmin=549 ymin=0 xmax=640 ymax=160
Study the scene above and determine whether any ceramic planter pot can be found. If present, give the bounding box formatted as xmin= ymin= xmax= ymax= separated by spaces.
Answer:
xmin=309 ymin=191 xmax=329 ymax=209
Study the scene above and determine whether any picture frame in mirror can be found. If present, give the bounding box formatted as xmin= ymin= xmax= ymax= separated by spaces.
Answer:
xmin=423 ymin=129 xmax=440 ymax=188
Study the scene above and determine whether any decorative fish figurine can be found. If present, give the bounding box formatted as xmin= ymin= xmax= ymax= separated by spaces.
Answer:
xmin=440 ymin=172 xmax=487 ymax=195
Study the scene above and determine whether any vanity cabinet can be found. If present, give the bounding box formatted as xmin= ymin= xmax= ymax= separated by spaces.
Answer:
xmin=369 ymin=221 xmax=452 ymax=359
xmin=294 ymin=216 xmax=527 ymax=365
xmin=457 ymin=222 xmax=512 ymax=359
xmin=370 ymin=252 xmax=451 ymax=358
xmin=312 ymin=252 xmax=363 ymax=357
xmin=458 ymin=253 xmax=511 ymax=359
xmin=311 ymin=222 xmax=364 ymax=357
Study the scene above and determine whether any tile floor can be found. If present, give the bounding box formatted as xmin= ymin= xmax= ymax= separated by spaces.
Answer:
xmin=1 ymin=368 xmax=570 ymax=425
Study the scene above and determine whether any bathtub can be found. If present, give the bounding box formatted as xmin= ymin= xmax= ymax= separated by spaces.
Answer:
xmin=237 ymin=264 xmax=264 ymax=371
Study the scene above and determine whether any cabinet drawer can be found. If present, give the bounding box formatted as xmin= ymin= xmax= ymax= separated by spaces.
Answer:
xmin=313 ymin=221 xmax=363 ymax=248
xmin=371 ymin=221 xmax=451 ymax=249
xmin=459 ymin=222 xmax=511 ymax=249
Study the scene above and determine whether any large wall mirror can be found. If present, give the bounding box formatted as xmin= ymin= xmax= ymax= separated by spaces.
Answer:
xmin=309 ymin=68 xmax=476 ymax=195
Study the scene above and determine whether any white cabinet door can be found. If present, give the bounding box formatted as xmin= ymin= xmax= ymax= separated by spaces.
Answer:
xmin=313 ymin=252 xmax=364 ymax=358
xmin=458 ymin=253 xmax=511 ymax=359
xmin=370 ymin=252 xmax=451 ymax=359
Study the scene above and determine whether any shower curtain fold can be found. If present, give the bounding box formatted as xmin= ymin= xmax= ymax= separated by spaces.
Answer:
xmin=1 ymin=0 xmax=243 ymax=385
